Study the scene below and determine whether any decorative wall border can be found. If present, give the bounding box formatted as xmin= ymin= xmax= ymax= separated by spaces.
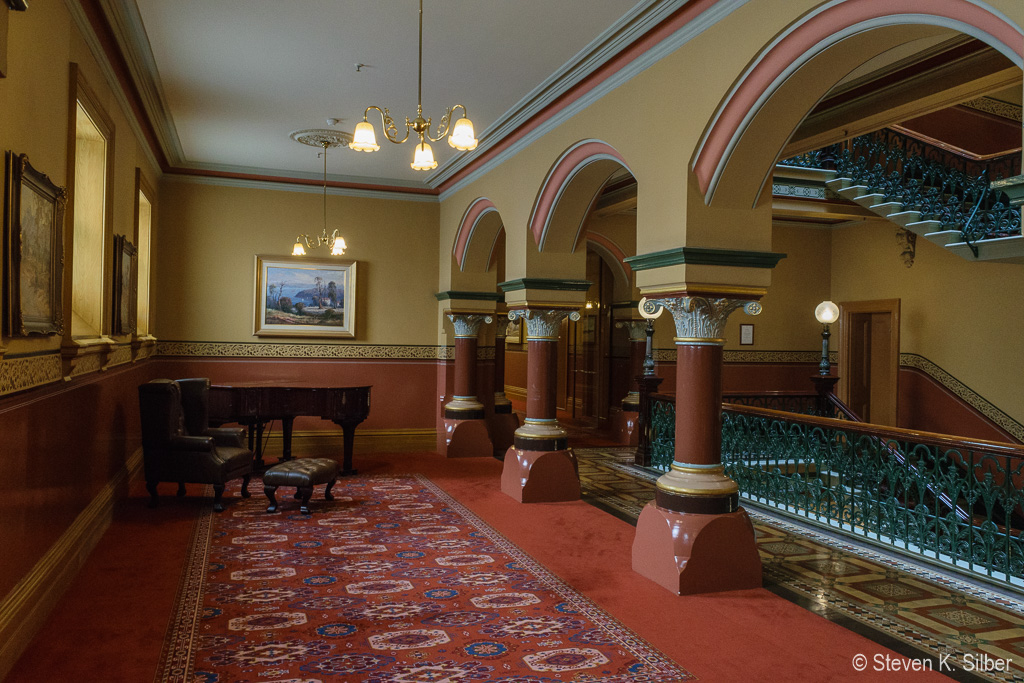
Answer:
xmin=157 ymin=341 xmax=449 ymax=360
xmin=156 ymin=342 xmax=498 ymax=362
xmin=0 ymin=354 xmax=62 ymax=395
xmin=900 ymin=353 xmax=1024 ymax=442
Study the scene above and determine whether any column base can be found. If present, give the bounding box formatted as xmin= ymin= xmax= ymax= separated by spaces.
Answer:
xmin=487 ymin=411 xmax=519 ymax=459
xmin=632 ymin=502 xmax=762 ymax=594
xmin=443 ymin=418 xmax=493 ymax=458
xmin=609 ymin=408 xmax=638 ymax=446
xmin=500 ymin=446 xmax=580 ymax=503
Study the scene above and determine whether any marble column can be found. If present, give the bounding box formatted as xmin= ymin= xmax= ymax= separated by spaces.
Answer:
xmin=443 ymin=312 xmax=493 ymax=457
xmin=501 ymin=307 xmax=581 ymax=502
xmin=631 ymin=294 xmax=764 ymax=594
xmin=488 ymin=316 xmax=520 ymax=457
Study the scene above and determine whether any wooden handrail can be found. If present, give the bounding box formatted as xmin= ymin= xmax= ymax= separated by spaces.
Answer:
xmin=724 ymin=402 xmax=1024 ymax=458
xmin=649 ymin=392 xmax=1024 ymax=456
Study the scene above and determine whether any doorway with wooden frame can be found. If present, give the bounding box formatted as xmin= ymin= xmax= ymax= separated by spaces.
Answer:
xmin=838 ymin=299 xmax=900 ymax=426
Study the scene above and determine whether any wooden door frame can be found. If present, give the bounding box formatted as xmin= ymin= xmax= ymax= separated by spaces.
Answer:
xmin=837 ymin=298 xmax=900 ymax=424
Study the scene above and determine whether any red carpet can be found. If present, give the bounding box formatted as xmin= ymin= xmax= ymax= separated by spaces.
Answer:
xmin=158 ymin=472 xmax=693 ymax=682
xmin=8 ymin=450 xmax=949 ymax=682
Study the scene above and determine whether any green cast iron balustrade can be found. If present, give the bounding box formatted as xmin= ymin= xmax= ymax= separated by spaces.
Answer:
xmin=780 ymin=128 xmax=1022 ymax=252
xmin=643 ymin=394 xmax=1024 ymax=588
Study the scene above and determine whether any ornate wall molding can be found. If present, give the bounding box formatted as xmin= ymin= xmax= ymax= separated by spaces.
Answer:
xmin=157 ymin=341 xmax=450 ymax=360
xmin=900 ymin=353 xmax=1024 ymax=442
xmin=0 ymin=354 xmax=63 ymax=395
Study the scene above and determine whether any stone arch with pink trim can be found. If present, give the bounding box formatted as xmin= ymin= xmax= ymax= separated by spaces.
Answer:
xmin=453 ymin=197 xmax=505 ymax=273
xmin=529 ymin=140 xmax=632 ymax=253
xmin=691 ymin=0 xmax=1023 ymax=209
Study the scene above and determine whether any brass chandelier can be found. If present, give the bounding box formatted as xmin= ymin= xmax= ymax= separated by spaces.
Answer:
xmin=289 ymin=127 xmax=351 ymax=256
xmin=348 ymin=0 xmax=478 ymax=170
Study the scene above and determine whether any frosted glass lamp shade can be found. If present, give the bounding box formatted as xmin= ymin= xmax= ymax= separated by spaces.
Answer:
xmin=292 ymin=241 xmax=306 ymax=256
xmin=411 ymin=141 xmax=437 ymax=170
xmin=815 ymin=300 xmax=839 ymax=324
xmin=349 ymin=121 xmax=380 ymax=152
xmin=331 ymin=236 xmax=347 ymax=255
xmin=448 ymin=117 xmax=478 ymax=150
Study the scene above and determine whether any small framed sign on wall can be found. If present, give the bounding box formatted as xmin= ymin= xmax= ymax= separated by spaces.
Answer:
xmin=739 ymin=323 xmax=754 ymax=346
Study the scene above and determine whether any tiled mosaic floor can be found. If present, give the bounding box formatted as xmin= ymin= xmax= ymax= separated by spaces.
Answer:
xmin=576 ymin=447 xmax=1024 ymax=683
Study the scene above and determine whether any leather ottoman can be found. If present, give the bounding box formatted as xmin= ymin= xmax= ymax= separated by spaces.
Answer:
xmin=263 ymin=458 xmax=340 ymax=514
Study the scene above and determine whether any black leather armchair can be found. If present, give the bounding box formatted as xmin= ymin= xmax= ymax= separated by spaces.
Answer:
xmin=138 ymin=378 xmax=253 ymax=511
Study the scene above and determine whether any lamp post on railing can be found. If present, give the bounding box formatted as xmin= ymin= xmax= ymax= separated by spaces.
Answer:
xmin=634 ymin=299 xmax=664 ymax=467
xmin=812 ymin=300 xmax=840 ymax=415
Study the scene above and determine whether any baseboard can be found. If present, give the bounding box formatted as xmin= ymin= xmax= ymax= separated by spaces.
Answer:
xmin=0 ymin=449 xmax=143 ymax=680
xmin=261 ymin=428 xmax=437 ymax=455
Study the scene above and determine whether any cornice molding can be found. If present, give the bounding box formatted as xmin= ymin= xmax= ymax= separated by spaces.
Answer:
xmin=162 ymin=173 xmax=438 ymax=203
xmin=625 ymin=247 xmax=787 ymax=271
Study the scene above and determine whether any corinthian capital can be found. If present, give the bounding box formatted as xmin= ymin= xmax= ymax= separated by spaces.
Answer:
xmin=447 ymin=313 xmax=493 ymax=338
xmin=645 ymin=295 xmax=761 ymax=343
xmin=615 ymin=319 xmax=648 ymax=342
xmin=508 ymin=308 xmax=581 ymax=340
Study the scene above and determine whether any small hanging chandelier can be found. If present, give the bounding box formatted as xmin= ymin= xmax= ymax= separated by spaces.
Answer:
xmin=348 ymin=0 xmax=477 ymax=170
xmin=289 ymin=127 xmax=352 ymax=256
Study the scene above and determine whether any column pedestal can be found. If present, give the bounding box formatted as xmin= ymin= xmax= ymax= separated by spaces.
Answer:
xmin=632 ymin=504 xmax=761 ymax=594
xmin=500 ymin=446 xmax=580 ymax=502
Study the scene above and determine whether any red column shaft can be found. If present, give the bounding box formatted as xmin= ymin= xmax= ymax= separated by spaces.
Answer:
xmin=494 ymin=338 xmax=506 ymax=393
xmin=674 ymin=344 xmax=722 ymax=466
xmin=526 ymin=340 xmax=557 ymax=420
xmin=453 ymin=337 xmax=478 ymax=398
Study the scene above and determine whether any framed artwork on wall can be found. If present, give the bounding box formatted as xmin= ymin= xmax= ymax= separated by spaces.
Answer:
xmin=3 ymin=152 xmax=66 ymax=336
xmin=740 ymin=323 xmax=754 ymax=346
xmin=254 ymin=255 xmax=357 ymax=338
xmin=111 ymin=234 xmax=137 ymax=336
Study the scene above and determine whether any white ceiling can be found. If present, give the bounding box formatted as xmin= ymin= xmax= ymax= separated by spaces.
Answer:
xmin=127 ymin=0 xmax=644 ymax=188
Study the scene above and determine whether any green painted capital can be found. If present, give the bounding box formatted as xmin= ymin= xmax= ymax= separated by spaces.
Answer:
xmin=498 ymin=278 xmax=592 ymax=292
xmin=624 ymin=247 xmax=787 ymax=271
xmin=434 ymin=290 xmax=503 ymax=302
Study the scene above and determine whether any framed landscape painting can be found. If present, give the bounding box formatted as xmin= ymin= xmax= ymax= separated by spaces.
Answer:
xmin=254 ymin=255 xmax=357 ymax=338
xmin=3 ymin=152 xmax=66 ymax=336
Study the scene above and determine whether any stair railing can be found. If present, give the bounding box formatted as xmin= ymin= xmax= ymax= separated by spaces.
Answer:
xmin=781 ymin=129 xmax=1022 ymax=247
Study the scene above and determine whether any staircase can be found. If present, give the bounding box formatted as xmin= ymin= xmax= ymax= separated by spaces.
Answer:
xmin=785 ymin=129 xmax=1024 ymax=264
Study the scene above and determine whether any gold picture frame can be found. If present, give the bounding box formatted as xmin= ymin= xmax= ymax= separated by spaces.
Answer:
xmin=112 ymin=234 xmax=137 ymax=336
xmin=3 ymin=152 xmax=66 ymax=336
xmin=254 ymin=254 xmax=357 ymax=338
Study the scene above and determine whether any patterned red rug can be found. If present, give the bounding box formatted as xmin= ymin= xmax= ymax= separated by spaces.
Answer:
xmin=156 ymin=473 xmax=694 ymax=682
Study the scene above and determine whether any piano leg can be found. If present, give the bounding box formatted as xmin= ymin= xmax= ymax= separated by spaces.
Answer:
xmin=282 ymin=416 xmax=296 ymax=461
xmin=340 ymin=420 xmax=358 ymax=476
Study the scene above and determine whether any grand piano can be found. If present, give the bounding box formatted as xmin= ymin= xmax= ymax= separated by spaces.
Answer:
xmin=208 ymin=382 xmax=371 ymax=475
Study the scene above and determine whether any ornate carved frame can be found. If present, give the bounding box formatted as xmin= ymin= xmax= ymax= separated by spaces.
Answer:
xmin=3 ymin=152 xmax=66 ymax=336
xmin=112 ymin=233 xmax=137 ymax=336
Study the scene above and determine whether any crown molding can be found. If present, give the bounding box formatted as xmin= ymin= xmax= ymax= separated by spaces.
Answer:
xmin=162 ymin=172 xmax=438 ymax=203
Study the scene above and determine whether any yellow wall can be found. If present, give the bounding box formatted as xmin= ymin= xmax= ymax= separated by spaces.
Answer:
xmin=155 ymin=180 xmax=439 ymax=345
xmin=0 ymin=2 xmax=160 ymax=356
xmin=831 ymin=221 xmax=1024 ymax=425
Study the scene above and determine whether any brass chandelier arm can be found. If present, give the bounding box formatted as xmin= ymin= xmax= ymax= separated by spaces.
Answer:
xmin=362 ymin=105 xmax=411 ymax=144
xmin=425 ymin=104 xmax=470 ymax=143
